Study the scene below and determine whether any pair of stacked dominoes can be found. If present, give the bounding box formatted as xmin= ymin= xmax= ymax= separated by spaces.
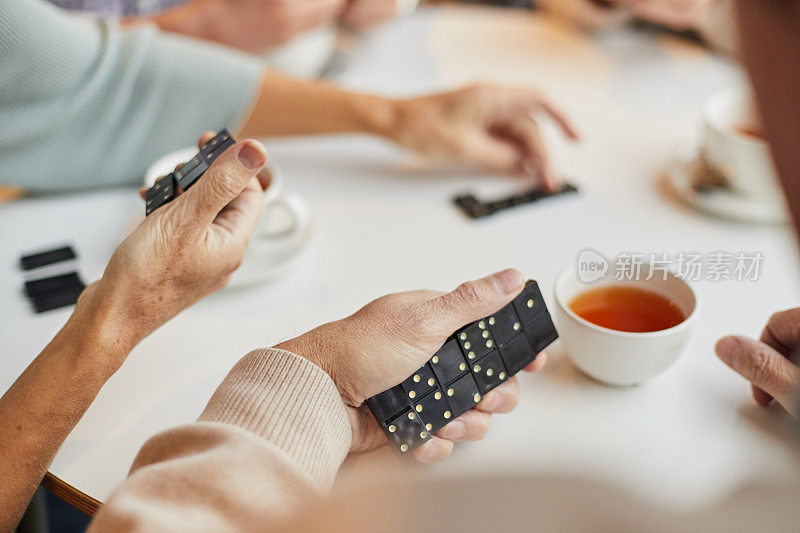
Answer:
xmin=145 ymin=130 xmax=235 ymax=216
xmin=19 ymin=245 xmax=86 ymax=313
xmin=366 ymin=280 xmax=558 ymax=453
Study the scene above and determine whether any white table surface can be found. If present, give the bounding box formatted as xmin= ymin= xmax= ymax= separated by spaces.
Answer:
xmin=2 ymin=5 xmax=799 ymax=511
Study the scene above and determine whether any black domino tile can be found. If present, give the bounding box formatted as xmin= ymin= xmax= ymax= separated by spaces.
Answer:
xmin=412 ymin=386 xmax=452 ymax=433
xmin=19 ymin=246 xmax=76 ymax=271
xmin=456 ymin=321 xmax=496 ymax=363
xmin=512 ymin=282 xmax=546 ymax=325
xmin=498 ymin=332 xmax=535 ymax=375
xmin=145 ymin=174 xmax=177 ymax=216
xmin=200 ymin=129 xmax=233 ymax=155
xmin=30 ymin=286 xmax=84 ymax=313
xmin=430 ymin=339 xmax=468 ymax=385
xmin=487 ymin=304 xmax=523 ymax=346
xmin=400 ymin=364 xmax=436 ymax=401
xmin=174 ymin=155 xmax=208 ymax=191
xmin=365 ymin=385 xmax=408 ymax=422
xmin=524 ymin=310 xmax=559 ymax=353
xmin=144 ymin=130 xmax=234 ymax=216
xmin=24 ymin=272 xmax=82 ymax=298
xmin=470 ymin=350 xmax=508 ymax=395
xmin=367 ymin=280 xmax=558 ymax=453
xmin=385 ymin=409 xmax=430 ymax=453
xmin=445 ymin=372 xmax=482 ymax=419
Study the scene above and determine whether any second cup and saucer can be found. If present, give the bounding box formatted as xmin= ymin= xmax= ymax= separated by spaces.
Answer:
xmin=667 ymin=87 xmax=789 ymax=225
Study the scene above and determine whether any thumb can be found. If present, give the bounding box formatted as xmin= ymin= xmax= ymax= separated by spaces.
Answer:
xmin=180 ymin=140 xmax=267 ymax=225
xmin=716 ymin=335 xmax=800 ymax=415
xmin=423 ymin=269 xmax=525 ymax=335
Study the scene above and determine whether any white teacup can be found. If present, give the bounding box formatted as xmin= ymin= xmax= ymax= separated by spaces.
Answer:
xmin=144 ymin=147 xmax=312 ymax=287
xmin=553 ymin=266 xmax=698 ymax=386
xmin=702 ymin=87 xmax=782 ymax=202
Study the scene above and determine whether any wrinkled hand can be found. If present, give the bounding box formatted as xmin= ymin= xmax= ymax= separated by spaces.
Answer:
xmin=198 ymin=0 xmax=346 ymax=53
xmin=81 ymin=134 xmax=268 ymax=352
xmin=391 ymin=84 xmax=579 ymax=191
xmin=716 ymin=307 xmax=800 ymax=418
xmin=339 ymin=0 xmax=398 ymax=30
xmin=277 ymin=269 xmax=547 ymax=463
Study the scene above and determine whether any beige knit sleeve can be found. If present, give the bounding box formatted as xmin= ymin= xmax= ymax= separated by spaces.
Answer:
xmin=88 ymin=348 xmax=352 ymax=532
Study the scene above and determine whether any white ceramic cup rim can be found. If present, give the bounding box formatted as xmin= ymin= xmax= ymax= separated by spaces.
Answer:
xmin=554 ymin=267 xmax=699 ymax=339
xmin=702 ymin=87 xmax=766 ymax=149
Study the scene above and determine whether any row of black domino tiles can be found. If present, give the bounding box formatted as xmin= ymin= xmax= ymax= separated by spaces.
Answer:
xmin=366 ymin=280 xmax=558 ymax=453
xmin=145 ymin=129 xmax=235 ymax=216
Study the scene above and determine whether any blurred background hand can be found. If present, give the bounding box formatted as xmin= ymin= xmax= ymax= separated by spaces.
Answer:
xmin=278 ymin=269 xmax=547 ymax=463
xmin=391 ymin=84 xmax=579 ymax=190
xmin=151 ymin=0 xmax=347 ymax=53
xmin=339 ymin=0 xmax=398 ymax=30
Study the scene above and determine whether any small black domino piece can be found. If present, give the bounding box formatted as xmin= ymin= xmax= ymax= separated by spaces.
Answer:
xmin=400 ymin=364 xmax=436 ymax=401
xmin=30 ymin=285 xmax=84 ymax=313
xmin=366 ymin=279 xmax=558 ymax=454
xmin=24 ymin=272 xmax=82 ymax=298
xmin=174 ymin=155 xmax=208 ymax=191
xmin=470 ymin=349 xmax=508 ymax=395
xmin=365 ymin=385 xmax=408 ymax=422
xmin=20 ymin=246 xmax=76 ymax=271
xmin=486 ymin=304 xmax=523 ymax=346
xmin=144 ymin=129 xmax=235 ymax=216
xmin=412 ymin=386 xmax=452 ymax=433
xmin=456 ymin=320 xmax=496 ymax=362
xmin=512 ymin=282 xmax=545 ymax=326
xmin=430 ymin=339 xmax=468 ymax=385
xmin=384 ymin=409 xmax=431 ymax=453
xmin=145 ymin=174 xmax=177 ymax=216
xmin=497 ymin=331 xmax=535 ymax=375
xmin=453 ymin=182 xmax=578 ymax=219
xmin=524 ymin=310 xmax=559 ymax=354
xmin=444 ymin=372 xmax=482 ymax=420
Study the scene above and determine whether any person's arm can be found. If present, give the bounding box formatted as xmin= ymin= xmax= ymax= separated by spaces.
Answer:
xmin=0 ymin=0 xmax=577 ymax=194
xmin=88 ymin=270 xmax=547 ymax=530
xmin=0 ymin=136 xmax=269 ymax=531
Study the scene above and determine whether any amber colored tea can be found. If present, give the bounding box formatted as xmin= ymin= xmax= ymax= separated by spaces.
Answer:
xmin=569 ymin=285 xmax=685 ymax=333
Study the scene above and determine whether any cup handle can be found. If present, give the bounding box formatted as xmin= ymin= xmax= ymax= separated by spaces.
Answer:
xmin=255 ymin=192 xmax=310 ymax=242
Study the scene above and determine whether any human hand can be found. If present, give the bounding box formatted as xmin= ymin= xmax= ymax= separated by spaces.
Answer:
xmin=339 ymin=0 xmax=398 ymax=31
xmin=389 ymin=85 xmax=579 ymax=191
xmin=79 ymin=134 xmax=268 ymax=354
xmin=716 ymin=307 xmax=800 ymax=418
xmin=277 ymin=269 xmax=548 ymax=463
xmin=160 ymin=0 xmax=347 ymax=53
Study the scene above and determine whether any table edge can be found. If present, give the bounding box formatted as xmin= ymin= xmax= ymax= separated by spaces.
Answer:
xmin=42 ymin=471 xmax=100 ymax=516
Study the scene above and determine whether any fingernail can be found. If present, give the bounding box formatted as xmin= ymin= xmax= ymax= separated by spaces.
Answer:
xmin=716 ymin=337 xmax=740 ymax=366
xmin=237 ymin=140 xmax=267 ymax=171
xmin=440 ymin=420 xmax=466 ymax=439
xmin=522 ymin=157 xmax=538 ymax=175
xmin=480 ymin=391 xmax=501 ymax=410
xmin=492 ymin=269 xmax=524 ymax=294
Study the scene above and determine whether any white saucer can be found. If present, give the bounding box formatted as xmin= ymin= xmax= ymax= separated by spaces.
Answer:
xmin=667 ymin=143 xmax=788 ymax=225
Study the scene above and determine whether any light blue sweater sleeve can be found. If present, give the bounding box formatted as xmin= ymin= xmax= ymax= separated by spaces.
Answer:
xmin=0 ymin=0 xmax=263 ymax=192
